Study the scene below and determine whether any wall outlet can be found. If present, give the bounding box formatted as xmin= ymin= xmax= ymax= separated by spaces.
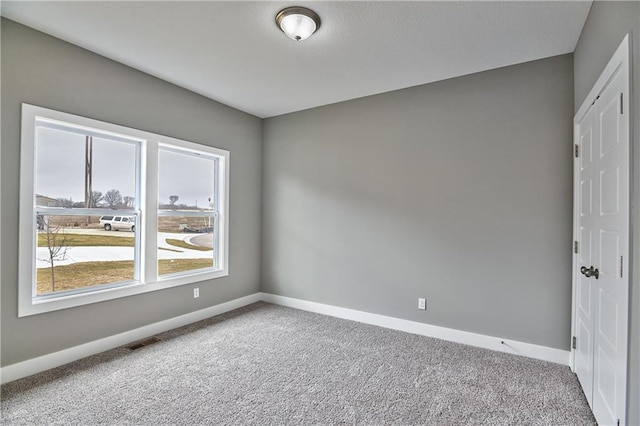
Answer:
xmin=193 ymin=288 xmax=200 ymax=299
xmin=418 ymin=298 xmax=426 ymax=310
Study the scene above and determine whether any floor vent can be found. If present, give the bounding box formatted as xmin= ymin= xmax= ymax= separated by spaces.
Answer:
xmin=127 ymin=337 xmax=161 ymax=351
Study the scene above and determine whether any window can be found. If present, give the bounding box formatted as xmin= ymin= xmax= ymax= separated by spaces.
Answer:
xmin=158 ymin=147 xmax=218 ymax=277
xmin=19 ymin=104 xmax=229 ymax=316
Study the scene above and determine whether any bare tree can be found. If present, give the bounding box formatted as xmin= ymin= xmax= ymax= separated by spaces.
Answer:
xmin=56 ymin=197 xmax=74 ymax=208
xmin=83 ymin=191 xmax=104 ymax=225
xmin=169 ymin=195 xmax=179 ymax=207
xmin=91 ymin=191 xmax=104 ymax=207
xmin=123 ymin=196 xmax=135 ymax=208
xmin=104 ymin=189 xmax=123 ymax=208
xmin=39 ymin=219 xmax=69 ymax=292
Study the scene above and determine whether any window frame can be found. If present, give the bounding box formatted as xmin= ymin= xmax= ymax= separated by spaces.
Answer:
xmin=156 ymin=143 xmax=221 ymax=279
xmin=19 ymin=103 xmax=230 ymax=317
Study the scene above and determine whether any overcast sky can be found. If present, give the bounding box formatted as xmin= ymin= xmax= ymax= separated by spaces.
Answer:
xmin=36 ymin=126 xmax=215 ymax=208
xmin=159 ymin=149 xmax=214 ymax=208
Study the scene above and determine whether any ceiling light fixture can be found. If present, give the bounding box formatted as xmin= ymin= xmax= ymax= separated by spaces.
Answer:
xmin=276 ymin=6 xmax=321 ymax=42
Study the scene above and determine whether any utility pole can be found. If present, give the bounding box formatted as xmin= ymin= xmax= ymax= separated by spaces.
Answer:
xmin=84 ymin=136 xmax=93 ymax=224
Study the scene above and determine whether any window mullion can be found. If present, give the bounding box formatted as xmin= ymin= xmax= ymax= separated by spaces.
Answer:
xmin=134 ymin=139 xmax=144 ymax=283
xmin=35 ymin=207 xmax=139 ymax=216
xmin=145 ymin=142 xmax=159 ymax=283
xmin=157 ymin=210 xmax=217 ymax=217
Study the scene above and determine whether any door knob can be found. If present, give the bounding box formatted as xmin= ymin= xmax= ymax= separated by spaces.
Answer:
xmin=580 ymin=266 xmax=599 ymax=279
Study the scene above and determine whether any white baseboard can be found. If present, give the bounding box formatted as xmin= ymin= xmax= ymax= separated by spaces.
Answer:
xmin=260 ymin=293 xmax=570 ymax=366
xmin=0 ymin=293 xmax=261 ymax=384
xmin=1 ymin=291 xmax=570 ymax=385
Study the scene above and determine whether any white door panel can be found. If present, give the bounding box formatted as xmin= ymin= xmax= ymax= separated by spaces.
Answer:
xmin=591 ymin=66 xmax=628 ymax=426
xmin=599 ymin=95 xmax=621 ymax=157
xmin=595 ymin=347 xmax=617 ymax=419
xmin=575 ymin=106 xmax=596 ymax=404
xmin=573 ymin=35 xmax=629 ymax=426
xmin=600 ymin=166 xmax=619 ymax=215
xmin=599 ymin=231 xmax=619 ymax=280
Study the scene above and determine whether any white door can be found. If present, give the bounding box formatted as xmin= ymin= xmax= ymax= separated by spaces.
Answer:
xmin=575 ymin=105 xmax=596 ymax=405
xmin=573 ymin=35 xmax=630 ymax=426
xmin=591 ymin=63 xmax=629 ymax=426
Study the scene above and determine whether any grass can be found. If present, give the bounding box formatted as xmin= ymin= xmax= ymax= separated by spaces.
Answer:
xmin=159 ymin=247 xmax=183 ymax=253
xmin=38 ymin=233 xmax=134 ymax=247
xmin=158 ymin=258 xmax=213 ymax=275
xmin=37 ymin=258 xmax=214 ymax=295
xmin=165 ymin=239 xmax=212 ymax=252
xmin=158 ymin=216 xmax=215 ymax=233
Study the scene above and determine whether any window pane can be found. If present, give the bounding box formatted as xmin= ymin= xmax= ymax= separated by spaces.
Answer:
xmin=35 ymin=126 xmax=137 ymax=209
xmin=20 ymin=105 xmax=230 ymax=317
xmin=158 ymin=149 xmax=215 ymax=211
xmin=36 ymin=214 xmax=136 ymax=296
xmin=158 ymin=215 xmax=215 ymax=277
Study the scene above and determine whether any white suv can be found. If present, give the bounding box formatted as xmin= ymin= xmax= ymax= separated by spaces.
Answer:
xmin=99 ymin=215 xmax=135 ymax=232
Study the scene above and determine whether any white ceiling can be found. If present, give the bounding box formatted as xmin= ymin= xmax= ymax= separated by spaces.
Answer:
xmin=1 ymin=1 xmax=592 ymax=118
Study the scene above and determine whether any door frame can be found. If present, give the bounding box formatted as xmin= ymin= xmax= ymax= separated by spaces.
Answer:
xmin=571 ymin=33 xmax=631 ymax=423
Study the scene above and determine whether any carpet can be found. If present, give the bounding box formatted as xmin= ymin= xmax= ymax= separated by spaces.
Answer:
xmin=1 ymin=302 xmax=596 ymax=425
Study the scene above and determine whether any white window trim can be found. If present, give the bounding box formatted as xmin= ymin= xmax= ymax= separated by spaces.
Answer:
xmin=19 ymin=103 xmax=230 ymax=317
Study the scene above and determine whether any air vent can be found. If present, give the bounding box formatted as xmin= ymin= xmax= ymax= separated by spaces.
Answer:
xmin=127 ymin=337 xmax=161 ymax=350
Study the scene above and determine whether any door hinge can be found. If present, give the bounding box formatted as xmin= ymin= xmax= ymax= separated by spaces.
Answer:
xmin=620 ymin=93 xmax=624 ymax=114
xmin=621 ymin=256 xmax=624 ymax=278
xmin=572 ymin=336 xmax=577 ymax=350
xmin=574 ymin=241 xmax=579 ymax=254
xmin=574 ymin=144 xmax=579 ymax=158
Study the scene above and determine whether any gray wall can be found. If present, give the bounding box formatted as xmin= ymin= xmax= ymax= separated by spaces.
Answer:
xmin=262 ymin=55 xmax=574 ymax=350
xmin=573 ymin=2 xmax=640 ymax=424
xmin=0 ymin=19 xmax=262 ymax=366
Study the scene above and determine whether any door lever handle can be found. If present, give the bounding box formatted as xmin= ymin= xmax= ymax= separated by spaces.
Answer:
xmin=581 ymin=266 xmax=599 ymax=279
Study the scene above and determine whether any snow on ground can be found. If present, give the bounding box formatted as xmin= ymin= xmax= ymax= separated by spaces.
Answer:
xmin=36 ymin=232 xmax=212 ymax=268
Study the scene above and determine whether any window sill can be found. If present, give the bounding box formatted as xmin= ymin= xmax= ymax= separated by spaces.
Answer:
xmin=19 ymin=269 xmax=228 ymax=317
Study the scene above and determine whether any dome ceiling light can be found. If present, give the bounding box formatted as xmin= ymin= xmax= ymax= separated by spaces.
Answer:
xmin=275 ymin=6 xmax=321 ymax=42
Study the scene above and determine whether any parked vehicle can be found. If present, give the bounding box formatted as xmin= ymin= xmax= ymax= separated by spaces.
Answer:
xmin=99 ymin=215 xmax=135 ymax=232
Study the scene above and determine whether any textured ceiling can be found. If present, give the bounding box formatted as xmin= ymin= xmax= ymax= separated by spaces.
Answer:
xmin=1 ymin=1 xmax=592 ymax=118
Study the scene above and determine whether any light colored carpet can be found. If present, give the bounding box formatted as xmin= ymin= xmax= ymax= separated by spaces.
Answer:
xmin=1 ymin=302 xmax=595 ymax=425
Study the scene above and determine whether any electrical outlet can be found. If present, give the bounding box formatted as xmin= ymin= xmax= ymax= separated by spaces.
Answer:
xmin=418 ymin=298 xmax=426 ymax=310
xmin=193 ymin=288 xmax=200 ymax=299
